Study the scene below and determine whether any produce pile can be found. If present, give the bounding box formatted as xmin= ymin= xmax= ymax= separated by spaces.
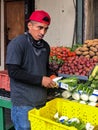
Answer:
xmin=49 ymin=46 xmax=76 ymax=74
xmin=50 ymin=46 xmax=76 ymax=60
xmin=75 ymin=39 xmax=98 ymax=59
xmin=58 ymin=56 xmax=97 ymax=76
xmin=49 ymin=42 xmax=98 ymax=129
xmin=51 ymin=64 xmax=98 ymax=105
xmin=49 ymin=40 xmax=98 ymax=76
xmin=54 ymin=112 xmax=94 ymax=130
xmin=55 ymin=67 xmax=98 ymax=106
xmin=49 ymin=77 xmax=97 ymax=107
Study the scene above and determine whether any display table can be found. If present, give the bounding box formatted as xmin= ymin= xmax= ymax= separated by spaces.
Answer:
xmin=0 ymin=96 xmax=13 ymax=130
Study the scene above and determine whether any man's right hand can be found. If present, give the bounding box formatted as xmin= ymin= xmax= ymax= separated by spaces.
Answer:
xmin=42 ymin=76 xmax=57 ymax=88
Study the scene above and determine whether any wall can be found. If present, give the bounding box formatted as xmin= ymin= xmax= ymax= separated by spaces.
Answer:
xmin=35 ymin=0 xmax=76 ymax=47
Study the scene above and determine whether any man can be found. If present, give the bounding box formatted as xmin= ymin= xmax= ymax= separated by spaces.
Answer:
xmin=6 ymin=10 xmax=56 ymax=130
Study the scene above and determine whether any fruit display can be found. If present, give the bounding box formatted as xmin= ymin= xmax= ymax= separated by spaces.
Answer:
xmin=49 ymin=43 xmax=98 ymax=77
xmin=75 ymin=39 xmax=98 ymax=59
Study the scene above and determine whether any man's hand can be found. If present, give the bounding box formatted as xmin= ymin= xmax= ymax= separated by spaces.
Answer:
xmin=42 ymin=76 xmax=57 ymax=88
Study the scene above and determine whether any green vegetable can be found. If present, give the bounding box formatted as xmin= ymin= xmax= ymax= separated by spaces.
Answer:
xmin=74 ymin=81 xmax=94 ymax=96
xmin=58 ymin=76 xmax=78 ymax=90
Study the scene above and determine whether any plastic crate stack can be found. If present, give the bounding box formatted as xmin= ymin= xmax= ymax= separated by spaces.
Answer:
xmin=0 ymin=70 xmax=10 ymax=98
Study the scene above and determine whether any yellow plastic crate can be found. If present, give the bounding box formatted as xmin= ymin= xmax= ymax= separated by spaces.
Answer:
xmin=28 ymin=98 xmax=98 ymax=130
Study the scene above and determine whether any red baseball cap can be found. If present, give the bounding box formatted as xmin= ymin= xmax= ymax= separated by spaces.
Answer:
xmin=29 ymin=10 xmax=51 ymax=25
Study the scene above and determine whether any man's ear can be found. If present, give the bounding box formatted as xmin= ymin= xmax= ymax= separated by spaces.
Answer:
xmin=27 ymin=22 xmax=32 ymax=30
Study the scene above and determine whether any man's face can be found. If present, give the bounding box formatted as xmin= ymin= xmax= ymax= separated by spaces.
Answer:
xmin=28 ymin=21 xmax=49 ymax=41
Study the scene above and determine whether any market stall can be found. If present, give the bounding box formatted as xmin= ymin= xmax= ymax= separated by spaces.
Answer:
xmin=28 ymin=39 xmax=98 ymax=130
xmin=1 ymin=39 xmax=98 ymax=130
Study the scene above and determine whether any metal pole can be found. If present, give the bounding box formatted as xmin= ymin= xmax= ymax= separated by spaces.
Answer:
xmin=76 ymin=0 xmax=84 ymax=44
